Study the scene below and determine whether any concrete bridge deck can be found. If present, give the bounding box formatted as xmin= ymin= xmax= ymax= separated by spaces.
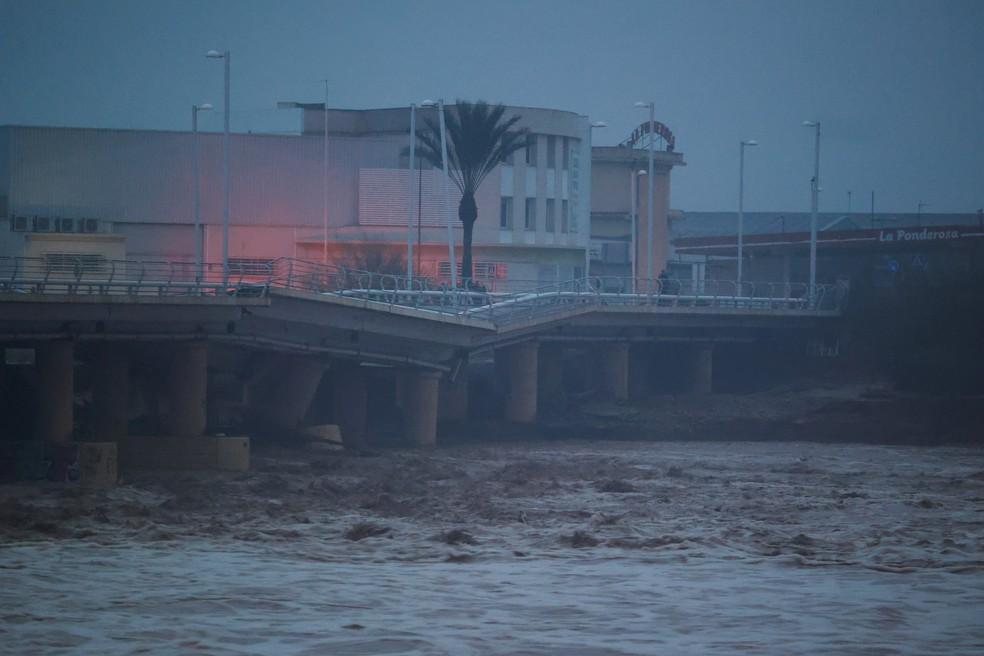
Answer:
xmin=0 ymin=257 xmax=845 ymax=458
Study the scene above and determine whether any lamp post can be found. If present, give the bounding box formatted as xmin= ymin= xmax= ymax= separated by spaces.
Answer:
xmin=192 ymin=102 xmax=212 ymax=281
xmin=737 ymin=139 xmax=758 ymax=289
xmin=802 ymin=120 xmax=820 ymax=298
xmin=422 ymin=100 xmax=455 ymax=288
xmin=630 ymin=169 xmax=646 ymax=292
xmin=206 ymin=49 xmax=230 ymax=286
xmin=635 ymin=101 xmax=656 ymax=282
xmin=585 ymin=121 xmax=607 ymax=281
xmin=320 ymin=81 xmax=329 ymax=264
xmin=917 ymin=201 xmax=929 ymax=226
xmin=406 ymin=103 xmax=417 ymax=282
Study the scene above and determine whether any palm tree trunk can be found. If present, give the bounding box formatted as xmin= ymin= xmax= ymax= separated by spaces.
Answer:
xmin=459 ymin=192 xmax=478 ymax=287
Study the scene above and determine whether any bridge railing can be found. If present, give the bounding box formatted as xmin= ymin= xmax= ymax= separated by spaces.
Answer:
xmin=1 ymin=255 xmax=846 ymax=318
xmin=0 ymin=256 xmax=270 ymax=297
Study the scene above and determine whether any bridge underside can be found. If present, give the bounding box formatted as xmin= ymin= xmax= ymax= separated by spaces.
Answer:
xmin=0 ymin=289 xmax=838 ymax=461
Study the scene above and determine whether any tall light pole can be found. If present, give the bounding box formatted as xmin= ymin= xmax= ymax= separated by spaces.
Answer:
xmin=320 ymin=81 xmax=329 ymax=264
xmin=192 ymin=103 xmax=212 ymax=281
xmin=847 ymin=190 xmax=853 ymax=214
xmin=917 ymin=201 xmax=929 ymax=226
xmin=737 ymin=139 xmax=758 ymax=289
xmin=802 ymin=120 xmax=820 ymax=297
xmin=206 ymin=49 xmax=230 ymax=286
xmin=422 ymin=99 xmax=455 ymax=288
xmin=635 ymin=101 xmax=656 ymax=281
xmin=585 ymin=120 xmax=607 ymax=280
xmin=630 ymin=169 xmax=646 ymax=292
xmin=406 ymin=103 xmax=417 ymax=282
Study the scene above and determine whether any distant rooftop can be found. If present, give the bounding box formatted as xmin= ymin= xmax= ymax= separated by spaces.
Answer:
xmin=671 ymin=211 xmax=984 ymax=240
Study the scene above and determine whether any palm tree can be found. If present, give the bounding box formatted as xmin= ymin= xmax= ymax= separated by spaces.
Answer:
xmin=415 ymin=101 xmax=527 ymax=287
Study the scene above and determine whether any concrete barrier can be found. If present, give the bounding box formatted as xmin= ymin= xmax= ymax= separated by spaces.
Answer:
xmin=118 ymin=436 xmax=250 ymax=472
xmin=78 ymin=442 xmax=118 ymax=487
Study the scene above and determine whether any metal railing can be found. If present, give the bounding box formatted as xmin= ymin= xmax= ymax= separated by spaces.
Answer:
xmin=1 ymin=256 xmax=846 ymax=323
xmin=0 ymin=256 xmax=268 ymax=297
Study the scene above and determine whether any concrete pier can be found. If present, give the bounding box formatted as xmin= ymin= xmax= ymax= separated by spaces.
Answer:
xmin=36 ymin=340 xmax=74 ymax=443
xmin=258 ymin=356 xmax=328 ymax=432
xmin=538 ymin=343 xmax=565 ymax=413
xmin=628 ymin=344 xmax=651 ymax=399
xmin=598 ymin=342 xmax=630 ymax=402
xmin=331 ymin=362 xmax=368 ymax=448
xmin=439 ymin=367 xmax=469 ymax=422
xmin=165 ymin=341 xmax=208 ymax=436
xmin=685 ymin=343 xmax=714 ymax=395
xmin=403 ymin=369 xmax=441 ymax=446
xmin=92 ymin=347 xmax=129 ymax=440
xmin=499 ymin=341 xmax=539 ymax=423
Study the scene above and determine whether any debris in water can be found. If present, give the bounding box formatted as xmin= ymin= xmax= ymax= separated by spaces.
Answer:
xmin=595 ymin=479 xmax=637 ymax=493
xmin=561 ymin=531 xmax=599 ymax=548
xmin=444 ymin=553 xmax=475 ymax=563
xmin=436 ymin=528 xmax=478 ymax=545
xmin=343 ymin=522 xmax=391 ymax=541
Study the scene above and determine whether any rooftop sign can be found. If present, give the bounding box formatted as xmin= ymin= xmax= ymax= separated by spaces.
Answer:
xmin=620 ymin=121 xmax=676 ymax=152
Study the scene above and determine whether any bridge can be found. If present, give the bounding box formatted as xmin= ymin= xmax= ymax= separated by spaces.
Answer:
xmin=0 ymin=256 xmax=844 ymax=454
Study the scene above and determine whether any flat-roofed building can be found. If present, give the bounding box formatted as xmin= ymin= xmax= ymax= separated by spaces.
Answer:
xmin=0 ymin=104 xmax=597 ymax=291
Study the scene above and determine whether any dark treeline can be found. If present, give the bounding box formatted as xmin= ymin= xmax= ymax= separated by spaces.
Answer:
xmin=847 ymin=267 xmax=984 ymax=394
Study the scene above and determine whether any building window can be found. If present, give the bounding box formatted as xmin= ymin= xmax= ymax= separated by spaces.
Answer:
xmin=43 ymin=252 xmax=107 ymax=274
xmin=545 ymin=199 xmax=556 ymax=232
xmin=546 ymin=135 xmax=556 ymax=168
xmin=525 ymin=135 xmax=537 ymax=166
xmin=561 ymin=200 xmax=569 ymax=233
xmin=525 ymin=198 xmax=536 ymax=231
xmin=562 ymin=138 xmax=570 ymax=170
xmin=500 ymin=197 xmax=513 ymax=229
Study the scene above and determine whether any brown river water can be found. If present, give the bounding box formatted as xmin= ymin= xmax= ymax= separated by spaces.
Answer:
xmin=1 ymin=440 xmax=983 ymax=655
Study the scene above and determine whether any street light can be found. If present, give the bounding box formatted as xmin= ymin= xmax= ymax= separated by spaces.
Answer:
xmin=737 ymin=139 xmax=758 ymax=289
xmin=630 ymin=169 xmax=647 ymax=292
xmin=917 ymin=201 xmax=929 ymax=226
xmin=802 ymin=120 xmax=820 ymax=299
xmin=206 ymin=49 xmax=230 ymax=286
xmin=586 ymin=120 xmax=607 ymax=280
xmin=192 ymin=102 xmax=212 ymax=281
xmin=421 ymin=99 xmax=455 ymax=288
xmin=406 ymin=103 xmax=417 ymax=282
xmin=635 ymin=101 xmax=656 ymax=281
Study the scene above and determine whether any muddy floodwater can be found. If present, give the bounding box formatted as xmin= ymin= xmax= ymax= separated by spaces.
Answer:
xmin=2 ymin=440 xmax=983 ymax=655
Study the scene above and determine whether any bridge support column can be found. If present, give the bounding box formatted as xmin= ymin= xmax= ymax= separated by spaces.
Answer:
xmin=36 ymin=340 xmax=74 ymax=443
xmin=403 ymin=369 xmax=441 ymax=447
xmin=332 ymin=362 xmax=368 ymax=448
xmin=439 ymin=367 xmax=469 ymax=422
xmin=259 ymin=356 xmax=328 ymax=432
xmin=598 ymin=342 xmax=630 ymax=402
xmin=165 ymin=341 xmax=207 ymax=436
xmin=538 ymin=343 xmax=565 ymax=414
xmin=499 ymin=341 xmax=538 ymax=423
xmin=684 ymin=343 xmax=714 ymax=395
xmin=628 ymin=344 xmax=651 ymax=399
xmin=92 ymin=347 xmax=129 ymax=440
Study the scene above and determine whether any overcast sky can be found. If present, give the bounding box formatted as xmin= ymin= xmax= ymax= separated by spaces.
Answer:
xmin=1 ymin=0 xmax=981 ymax=213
